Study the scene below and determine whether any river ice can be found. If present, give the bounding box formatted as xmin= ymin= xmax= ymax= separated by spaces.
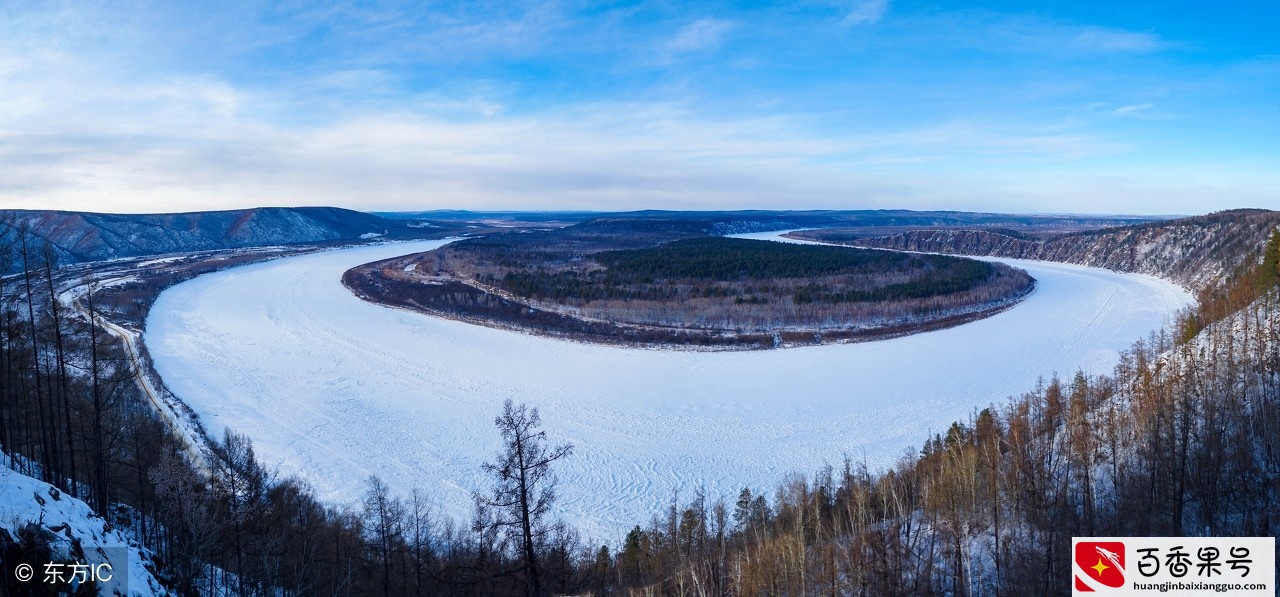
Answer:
xmin=145 ymin=234 xmax=1193 ymax=540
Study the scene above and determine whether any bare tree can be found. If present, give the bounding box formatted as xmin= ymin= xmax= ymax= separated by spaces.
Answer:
xmin=476 ymin=399 xmax=573 ymax=596
xmin=405 ymin=488 xmax=435 ymax=596
xmin=150 ymin=447 xmax=221 ymax=592
xmin=207 ymin=429 xmax=268 ymax=595
xmin=363 ymin=475 xmax=404 ymax=596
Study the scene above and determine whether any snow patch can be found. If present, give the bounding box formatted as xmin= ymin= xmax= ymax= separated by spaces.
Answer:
xmin=0 ymin=458 xmax=167 ymax=595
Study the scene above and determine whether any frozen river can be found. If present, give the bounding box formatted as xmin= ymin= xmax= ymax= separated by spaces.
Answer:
xmin=145 ymin=233 xmax=1192 ymax=539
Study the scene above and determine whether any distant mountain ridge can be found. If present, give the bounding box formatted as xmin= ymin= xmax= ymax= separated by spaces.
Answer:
xmin=3 ymin=205 xmax=1176 ymax=266
xmin=383 ymin=208 xmax=1162 ymax=229
xmin=2 ymin=206 xmax=451 ymax=263
xmin=837 ymin=209 xmax=1280 ymax=291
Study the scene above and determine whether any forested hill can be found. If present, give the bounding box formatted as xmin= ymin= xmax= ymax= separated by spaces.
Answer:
xmin=813 ymin=209 xmax=1280 ymax=292
xmin=1 ymin=206 xmax=463 ymax=263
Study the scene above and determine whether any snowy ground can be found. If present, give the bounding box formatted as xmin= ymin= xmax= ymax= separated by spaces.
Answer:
xmin=0 ymin=456 xmax=166 ymax=595
xmin=144 ymin=234 xmax=1193 ymax=540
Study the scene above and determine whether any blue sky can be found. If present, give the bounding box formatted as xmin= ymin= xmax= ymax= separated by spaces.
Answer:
xmin=0 ymin=1 xmax=1276 ymax=215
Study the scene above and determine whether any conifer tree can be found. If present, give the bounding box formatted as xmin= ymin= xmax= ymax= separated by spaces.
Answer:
xmin=476 ymin=400 xmax=573 ymax=596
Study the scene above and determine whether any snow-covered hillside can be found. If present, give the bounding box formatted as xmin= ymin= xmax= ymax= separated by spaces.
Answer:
xmin=143 ymin=236 xmax=1192 ymax=538
xmin=0 ymin=458 xmax=167 ymax=595
xmin=4 ymin=206 xmax=449 ymax=263
xmin=847 ymin=209 xmax=1280 ymax=291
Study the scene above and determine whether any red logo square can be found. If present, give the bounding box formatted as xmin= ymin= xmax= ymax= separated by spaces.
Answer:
xmin=1075 ymin=541 xmax=1126 ymax=591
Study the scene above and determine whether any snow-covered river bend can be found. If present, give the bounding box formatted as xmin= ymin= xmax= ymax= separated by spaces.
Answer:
xmin=145 ymin=233 xmax=1192 ymax=539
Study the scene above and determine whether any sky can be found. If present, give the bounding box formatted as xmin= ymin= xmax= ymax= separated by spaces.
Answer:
xmin=0 ymin=1 xmax=1276 ymax=215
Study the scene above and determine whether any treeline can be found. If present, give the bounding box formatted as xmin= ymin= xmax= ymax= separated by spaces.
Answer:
xmin=146 ymin=427 xmax=610 ymax=596
xmin=597 ymin=237 xmax=946 ymax=282
xmin=1183 ymin=227 xmax=1280 ymax=341
xmin=348 ymin=263 xmax=1026 ymax=350
xmin=434 ymin=234 xmax=1034 ymax=338
xmin=499 ymin=237 xmax=1001 ymax=305
xmin=0 ymin=219 xmax=151 ymax=516
xmin=594 ymin=230 xmax=1280 ymax=595
xmin=835 ymin=208 xmax=1280 ymax=292
xmin=491 ymin=265 xmax=1030 ymax=333
xmin=1 ymin=218 xmax=611 ymax=595
xmin=791 ymin=259 xmax=992 ymax=305
xmin=603 ymin=298 xmax=1280 ymax=595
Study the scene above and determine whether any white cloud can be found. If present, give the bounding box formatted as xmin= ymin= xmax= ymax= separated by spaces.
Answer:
xmin=0 ymin=2 xmax=1270 ymax=217
xmin=668 ymin=19 xmax=734 ymax=54
xmin=143 ymin=77 xmax=246 ymax=120
xmin=1 ymin=107 xmax=1270 ymax=215
xmin=1112 ymin=103 xmax=1153 ymax=116
xmin=903 ymin=12 xmax=1170 ymax=57
xmin=1073 ymin=27 xmax=1165 ymax=53
xmin=847 ymin=121 xmax=1132 ymax=161
xmin=842 ymin=0 xmax=889 ymax=26
xmin=0 ymin=90 xmax=1179 ymax=215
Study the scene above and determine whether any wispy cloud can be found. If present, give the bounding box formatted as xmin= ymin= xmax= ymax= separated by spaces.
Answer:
xmin=667 ymin=18 xmax=735 ymax=55
xmin=0 ymin=1 xmax=1274 ymax=216
xmin=842 ymin=0 xmax=890 ymax=26
xmin=0 ymin=79 xmax=1145 ymax=215
xmin=847 ymin=121 xmax=1132 ymax=161
xmin=897 ymin=12 xmax=1171 ymax=57
xmin=1112 ymin=103 xmax=1153 ymax=116
xmin=1073 ymin=27 xmax=1165 ymax=53
xmin=143 ymin=77 xmax=246 ymax=120
xmin=1 ymin=105 xmax=1270 ymax=215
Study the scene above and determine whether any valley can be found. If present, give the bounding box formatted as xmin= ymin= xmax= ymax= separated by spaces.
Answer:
xmin=144 ymin=231 xmax=1191 ymax=537
xmin=5 ymin=3 xmax=1274 ymax=591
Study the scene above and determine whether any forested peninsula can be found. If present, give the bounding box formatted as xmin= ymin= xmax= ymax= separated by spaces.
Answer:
xmin=345 ymin=221 xmax=1034 ymax=349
